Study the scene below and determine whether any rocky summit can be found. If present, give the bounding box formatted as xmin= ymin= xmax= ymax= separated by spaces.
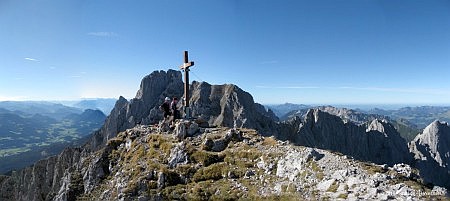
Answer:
xmin=409 ymin=120 xmax=450 ymax=189
xmin=0 ymin=69 xmax=449 ymax=200
xmin=275 ymin=108 xmax=413 ymax=166
xmin=86 ymin=70 xmax=277 ymax=151
xmin=6 ymin=123 xmax=448 ymax=200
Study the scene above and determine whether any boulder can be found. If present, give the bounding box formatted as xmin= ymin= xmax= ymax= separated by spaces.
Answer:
xmin=174 ymin=122 xmax=187 ymax=141
xmin=187 ymin=122 xmax=199 ymax=136
xmin=202 ymin=129 xmax=244 ymax=152
xmin=168 ymin=142 xmax=188 ymax=168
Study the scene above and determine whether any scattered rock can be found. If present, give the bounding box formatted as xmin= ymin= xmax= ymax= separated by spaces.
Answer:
xmin=168 ymin=142 xmax=188 ymax=168
xmin=187 ymin=122 xmax=199 ymax=136
xmin=174 ymin=122 xmax=186 ymax=141
xmin=244 ymin=170 xmax=255 ymax=178
xmin=157 ymin=172 xmax=166 ymax=189
xmin=157 ymin=121 xmax=170 ymax=133
xmin=391 ymin=163 xmax=412 ymax=178
xmin=146 ymin=171 xmax=157 ymax=181
xmin=227 ymin=171 xmax=238 ymax=179
xmin=316 ymin=179 xmax=335 ymax=191
xmin=257 ymin=156 xmax=275 ymax=174
xmin=202 ymin=129 xmax=243 ymax=152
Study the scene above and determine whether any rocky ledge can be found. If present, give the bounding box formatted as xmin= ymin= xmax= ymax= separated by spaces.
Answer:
xmin=57 ymin=121 xmax=447 ymax=200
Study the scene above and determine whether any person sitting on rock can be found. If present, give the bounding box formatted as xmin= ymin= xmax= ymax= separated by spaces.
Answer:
xmin=159 ymin=97 xmax=171 ymax=121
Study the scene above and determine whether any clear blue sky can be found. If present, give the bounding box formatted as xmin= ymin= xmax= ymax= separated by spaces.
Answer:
xmin=1 ymin=0 xmax=449 ymax=104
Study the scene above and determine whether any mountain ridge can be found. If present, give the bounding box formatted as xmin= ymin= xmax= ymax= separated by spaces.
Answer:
xmin=0 ymin=69 xmax=449 ymax=200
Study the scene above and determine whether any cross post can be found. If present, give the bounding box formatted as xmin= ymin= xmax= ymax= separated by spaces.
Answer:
xmin=179 ymin=51 xmax=194 ymax=119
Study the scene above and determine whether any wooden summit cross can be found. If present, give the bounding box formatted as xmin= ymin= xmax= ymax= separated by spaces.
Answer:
xmin=180 ymin=51 xmax=194 ymax=118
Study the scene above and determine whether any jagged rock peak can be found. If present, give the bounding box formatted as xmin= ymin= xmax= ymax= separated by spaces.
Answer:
xmin=282 ymin=106 xmax=388 ymax=124
xmin=409 ymin=120 xmax=450 ymax=189
xmin=422 ymin=120 xmax=450 ymax=139
xmin=366 ymin=119 xmax=391 ymax=134
xmin=412 ymin=120 xmax=450 ymax=165
xmin=305 ymin=108 xmax=363 ymax=124
xmin=87 ymin=70 xmax=184 ymax=150
xmin=189 ymin=81 xmax=278 ymax=134
xmin=287 ymin=108 xmax=413 ymax=166
xmin=135 ymin=69 xmax=183 ymax=100
xmin=117 ymin=95 xmax=128 ymax=104
xmin=318 ymin=106 xmax=389 ymax=124
xmin=89 ymin=69 xmax=278 ymax=150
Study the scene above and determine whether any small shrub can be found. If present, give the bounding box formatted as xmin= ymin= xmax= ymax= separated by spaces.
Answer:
xmin=191 ymin=151 xmax=223 ymax=166
xmin=193 ymin=163 xmax=227 ymax=182
xmin=316 ymin=172 xmax=325 ymax=180
xmin=309 ymin=160 xmax=321 ymax=172
xmin=147 ymin=181 xmax=157 ymax=189
xmin=175 ymin=164 xmax=197 ymax=180
xmin=337 ymin=193 xmax=348 ymax=199
xmin=235 ymin=148 xmax=261 ymax=161
xmin=161 ymin=185 xmax=186 ymax=200
xmin=327 ymin=181 xmax=339 ymax=192
xmin=362 ymin=163 xmax=386 ymax=174
xmin=187 ymin=182 xmax=214 ymax=200
xmin=262 ymin=137 xmax=278 ymax=146
xmin=106 ymin=138 xmax=124 ymax=149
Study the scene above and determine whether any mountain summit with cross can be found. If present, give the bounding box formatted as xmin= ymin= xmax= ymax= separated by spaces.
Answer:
xmin=0 ymin=54 xmax=449 ymax=200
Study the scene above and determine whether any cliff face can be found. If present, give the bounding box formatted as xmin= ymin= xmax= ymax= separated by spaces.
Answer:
xmin=282 ymin=106 xmax=388 ymax=124
xmin=88 ymin=71 xmax=277 ymax=151
xmin=87 ymin=69 xmax=184 ymax=150
xmin=277 ymin=109 xmax=413 ymax=166
xmin=0 ymin=148 xmax=83 ymax=201
xmin=409 ymin=120 xmax=450 ymax=188
xmin=189 ymin=81 xmax=278 ymax=134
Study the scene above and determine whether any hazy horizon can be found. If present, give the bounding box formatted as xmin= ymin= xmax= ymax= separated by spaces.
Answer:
xmin=1 ymin=98 xmax=449 ymax=111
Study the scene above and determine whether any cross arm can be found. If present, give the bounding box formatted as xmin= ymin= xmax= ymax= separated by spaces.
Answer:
xmin=180 ymin=62 xmax=194 ymax=69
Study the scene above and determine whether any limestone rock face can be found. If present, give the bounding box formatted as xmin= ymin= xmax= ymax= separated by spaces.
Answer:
xmin=88 ymin=70 xmax=184 ymax=150
xmin=189 ymin=81 xmax=278 ymax=134
xmin=89 ymin=96 xmax=130 ymax=150
xmin=282 ymin=106 xmax=387 ymax=124
xmin=168 ymin=142 xmax=189 ymax=168
xmin=277 ymin=109 xmax=413 ymax=166
xmin=409 ymin=120 xmax=450 ymax=188
xmin=318 ymin=106 xmax=387 ymax=124
xmin=88 ymin=70 xmax=277 ymax=150
xmin=0 ymin=147 xmax=83 ymax=201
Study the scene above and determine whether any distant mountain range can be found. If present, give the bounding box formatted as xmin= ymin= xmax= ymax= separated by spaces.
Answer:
xmin=267 ymin=104 xmax=450 ymax=142
xmin=0 ymin=102 xmax=107 ymax=174
xmin=266 ymin=103 xmax=310 ymax=118
xmin=53 ymin=98 xmax=117 ymax=115
xmin=366 ymin=106 xmax=450 ymax=128
xmin=0 ymin=101 xmax=83 ymax=120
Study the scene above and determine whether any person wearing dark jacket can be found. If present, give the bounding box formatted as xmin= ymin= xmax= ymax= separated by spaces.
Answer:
xmin=160 ymin=97 xmax=171 ymax=120
xmin=171 ymin=97 xmax=181 ymax=120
